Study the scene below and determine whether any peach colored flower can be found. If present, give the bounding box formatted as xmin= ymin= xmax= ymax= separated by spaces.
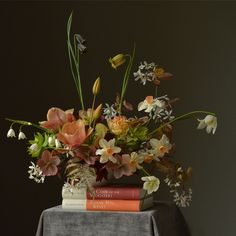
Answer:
xmin=37 ymin=150 xmax=60 ymax=176
xmin=57 ymin=120 xmax=92 ymax=148
xmin=40 ymin=107 xmax=75 ymax=131
xmin=107 ymin=116 xmax=129 ymax=136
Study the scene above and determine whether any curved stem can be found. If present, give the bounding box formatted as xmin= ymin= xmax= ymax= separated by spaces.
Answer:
xmin=149 ymin=110 xmax=216 ymax=136
xmin=141 ymin=167 xmax=151 ymax=176
xmin=5 ymin=118 xmax=53 ymax=133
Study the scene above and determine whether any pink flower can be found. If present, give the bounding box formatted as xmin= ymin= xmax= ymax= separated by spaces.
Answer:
xmin=57 ymin=120 xmax=92 ymax=148
xmin=37 ymin=150 xmax=60 ymax=176
xmin=40 ymin=107 xmax=75 ymax=131
xmin=106 ymin=154 xmax=132 ymax=179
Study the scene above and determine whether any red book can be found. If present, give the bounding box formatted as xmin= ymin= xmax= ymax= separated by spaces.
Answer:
xmin=86 ymin=186 xmax=148 ymax=200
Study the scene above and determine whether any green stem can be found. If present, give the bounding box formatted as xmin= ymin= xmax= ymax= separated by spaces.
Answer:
xmin=149 ymin=110 xmax=216 ymax=136
xmin=5 ymin=118 xmax=52 ymax=133
xmin=89 ymin=94 xmax=96 ymax=127
xmin=141 ymin=167 xmax=151 ymax=176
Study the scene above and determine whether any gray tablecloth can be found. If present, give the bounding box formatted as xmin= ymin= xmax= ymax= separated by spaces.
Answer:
xmin=35 ymin=202 xmax=191 ymax=236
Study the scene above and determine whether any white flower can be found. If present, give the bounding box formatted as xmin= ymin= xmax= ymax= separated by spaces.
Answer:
xmin=197 ymin=115 xmax=217 ymax=134
xmin=28 ymin=162 xmax=45 ymax=183
xmin=173 ymin=188 xmax=192 ymax=207
xmin=95 ymin=138 xmax=121 ymax=163
xmin=129 ymin=152 xmax=144 ymax=172
xmin=103 ymin=103 xmax=117 ymax=119
xmin=149 ymin=134 xmax=172 ymax=158
xmin=7 ymin=128 xmax=16 ymax=138
xmin=141 ymin=176 xmax=160 ymax=194
xmin=18 ymin=131 xmax=26 ymax=140
xmin=138 ymin=96 xmax=164 ymax=113
xmin=48 ymin=136 xmax=55 ymax=146
xmin=55 ymin=139 xmax=61 ymax=148
xmin=29 ymin=143 xmax=39 ymax=152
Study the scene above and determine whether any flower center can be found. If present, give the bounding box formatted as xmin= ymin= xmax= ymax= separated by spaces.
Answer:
xmin=106 ymin=148 xmax=114 ymax=155
xmin=159 ymin=145 xmax=168 ymax=153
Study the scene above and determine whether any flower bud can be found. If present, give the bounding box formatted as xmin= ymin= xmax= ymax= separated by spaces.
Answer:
xmin=93 ymin=104 xmax=103 ymax=120
xmin=55 ymin=139 xmax=61 ymax=148
xmin=109 ymin=54 xmax=126 ymax=69
xmin=48 ymin=136 xmax=55 ymax=146
xmin=92 ymin=77 xmax=101 ymax=95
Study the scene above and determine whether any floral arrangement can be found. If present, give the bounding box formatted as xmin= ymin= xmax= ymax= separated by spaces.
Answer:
xmin=6 ymin=13 xmax=217 ymax=207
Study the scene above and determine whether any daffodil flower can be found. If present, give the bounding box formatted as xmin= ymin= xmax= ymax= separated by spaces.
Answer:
xmin=7 ymin=128 xmax=16 ymax=138
xmin=95 ymin=138 xmax=121 ymax=163
xmin=197 ymin=115 xmax=217 ymax=134
xmin=129 ymin=152 xmax=144 ymax=172
xmin=141 ymin=176 xmax=160 ymax=194
xmin=138 ymin=96 xmax=164 ymax=113
xmin=149 ymin=134 xmax=172 ymax=158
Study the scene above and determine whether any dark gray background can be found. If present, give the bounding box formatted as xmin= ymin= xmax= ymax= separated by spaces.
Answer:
xmin=0 ymin=1 xmax=235 ymax=236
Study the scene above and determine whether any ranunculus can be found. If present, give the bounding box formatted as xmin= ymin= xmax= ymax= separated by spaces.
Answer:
xmin=40 ymin=107 xmax=75 ymax=131
xmin=37 ymin=150 xmax=60 ymax=176
xmin=107 ymin=116 xmax=129 ymax=136
xmin=57 ymin=120 xmax=92 ymax=148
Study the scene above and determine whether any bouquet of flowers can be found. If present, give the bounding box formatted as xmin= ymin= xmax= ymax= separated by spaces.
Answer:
xmin=6 ymin=13 xmax=217 ymax=207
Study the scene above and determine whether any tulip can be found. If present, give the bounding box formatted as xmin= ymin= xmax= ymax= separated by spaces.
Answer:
xmin=92 ymin=77 xmax=101 ymax=95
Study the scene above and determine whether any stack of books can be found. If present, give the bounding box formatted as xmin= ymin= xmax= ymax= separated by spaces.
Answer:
xmin=62 ymin=185 xmax=153 ymax=211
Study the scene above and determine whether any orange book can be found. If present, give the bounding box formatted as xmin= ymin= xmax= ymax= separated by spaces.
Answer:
xmin=62 ymin=196 xmax=153 ymax=212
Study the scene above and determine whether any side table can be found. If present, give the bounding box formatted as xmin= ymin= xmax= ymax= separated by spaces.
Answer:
xmin=36 ymin=202 xmax=191 ymax=236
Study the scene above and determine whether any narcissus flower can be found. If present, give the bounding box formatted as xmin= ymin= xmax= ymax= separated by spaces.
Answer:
xmin=141 ymin=176 xmax=160 ymax=194
xmin=149 ymin=134 xmax=172 ymax=158
xmin=109 ymin=54 xmax=126 ymax=69
xmin=197 ymin=115 xmax=217 ymax=134
xmin=138 ymin=96 xmax=164 ymax=113
xmin=128 ymin=152 xmax=144 ymax=172
xmin=95 ymin=138 xmax=121 ymax=163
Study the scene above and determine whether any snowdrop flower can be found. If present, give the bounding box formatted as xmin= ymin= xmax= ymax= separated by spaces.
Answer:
xmin=7 ymin=128 xmax=16 ymax=138
xmin=197 ymin=115 xmax=217 ymax=134
xmin=18 ymin=131 xmax=26 ymax=140
xmin=149 ymin=134 xmax=172 ymax=158
xmin=141 ymin=176 xmax=160 ymax=194
xmin=138 ymin=96 xmax=164 ymax=113
xmin=55 ymin=139 xmax=61 ymax=148
xmin=28 ymin=162 xmax=45 ymax=183
xmin=96 ymin=138 xmax=121 ymax=163
xmin=48 ymin=136 xmax=55 ymax=146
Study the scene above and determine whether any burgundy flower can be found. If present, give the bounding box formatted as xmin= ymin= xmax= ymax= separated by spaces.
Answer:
xmin=37 ymin=150 xmax=60 ymax=176
xmin=106 ymin=154 xmax=132 ymax=179
xmin=74 ymin=146 xmax=97 ymax=165
xmin=40 ymin=107 xmax=75 ymax=131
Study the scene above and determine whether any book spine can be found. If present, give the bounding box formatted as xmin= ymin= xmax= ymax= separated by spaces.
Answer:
xmin=87 ymin=187 xmax=140 ymax=200
xmin=62 ymin=199 xmax=86 ymax=209
xmin=86 ymin=199 xmax=141 ymax=211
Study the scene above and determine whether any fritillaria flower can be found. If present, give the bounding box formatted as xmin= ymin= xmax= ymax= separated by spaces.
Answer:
xmin=95 ymin=138 xmax=121 ymax=163
xmin=7 ymin=128 xmax=16 ymax=138
xmin=197 ymin=115 xmax=217 ymax=134
xmin=75 ymin=34 xmax=86 ymax=53
xmin=40 ymin=107 xmax=75 ymax=131
xmin=57 ymin=120 xmax=92 ymax=148
xmin=141 ymin=176 xmax=160 ymax=194
xmin=109 ymin=54 xmax=126 ymax=69
xmin=37 ymin=150 xmax=60 ymax=176
xmin=149 ymin=134 xmax=172 ymax=158
xmin=106 ymin=154 xmax=132 ymax=179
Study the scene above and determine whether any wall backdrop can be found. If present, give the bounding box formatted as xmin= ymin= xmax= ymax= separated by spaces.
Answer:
xmin=1 ymin=1 xmax=235 ymax=236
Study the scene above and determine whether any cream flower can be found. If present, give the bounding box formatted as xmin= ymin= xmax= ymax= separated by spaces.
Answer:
xmin=18 ymin=131 xmax=26 ymax=140
xmin=149 ymin=134 xmax=172 ymax=158
xmin=197 ymin=115 xmax=217 ymax=134
xmin=141 ymin=176 xmax=160 ymax=194
xmin=7 ymin=128 xmax=16 ymax=138
xmin=96 ymin=138 xmax=121 ymax=163
xmin=138 ymin=96 xmax=164 ymax=113
xmin=129 ymin=152 xmax=144 ymax=172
